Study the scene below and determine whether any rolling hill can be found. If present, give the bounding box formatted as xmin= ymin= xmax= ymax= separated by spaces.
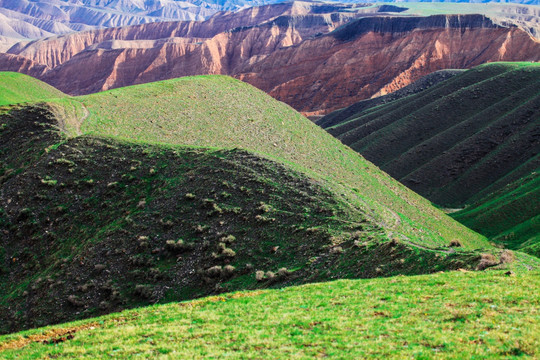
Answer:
xmin=0 ymin=71 xmax=66 ymax=106
xmin=0 ymin=73 xmax=506 ymax=333
xmin=318 ymin=62 xmax=540 ymax=251
xmin=452 ymin=171 xmax=540 ymax=257
xmin=1 ymin=269 xmax=539 ymax=358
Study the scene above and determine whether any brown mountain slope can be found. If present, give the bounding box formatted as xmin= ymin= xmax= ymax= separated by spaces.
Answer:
xmin=2 ymin=3 xmax=539 ymax=114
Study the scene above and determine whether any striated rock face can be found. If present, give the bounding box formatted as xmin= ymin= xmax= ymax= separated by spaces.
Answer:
xmin=6 ymin=2 xmax=368 ymax=68
xmin=243 ymin=15 xmax=540 ymax=114
xmin=2 ymin=3 xmax=539 ymax=114
xmin=0 ymin=0 xmax=231 ymax=46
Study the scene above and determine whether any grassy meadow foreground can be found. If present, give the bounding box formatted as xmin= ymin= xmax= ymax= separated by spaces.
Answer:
xmin=0 ymin=270 xmax=538 ymax=359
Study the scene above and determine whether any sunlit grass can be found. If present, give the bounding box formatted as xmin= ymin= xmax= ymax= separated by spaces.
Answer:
xmin=44 ymin=75 xmax=489 ymax=249
xmin=1 ymin=270 xmax=538 ymax=359
xmin=0 ymin=72 xmax=66 ymax=106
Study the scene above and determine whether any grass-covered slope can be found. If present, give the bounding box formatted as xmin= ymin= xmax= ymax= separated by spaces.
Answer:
xmin=0 ymin=104 xmax=501 ymax=334
xmin=60 ymin=75 xmax=487 ymax=249
xmin=0 ymin=72 xmax=66 ymax=106
xmin=319 ymin=62 xmax=540 ymax=250
xmin=321 ymin=62 xmax=539 ymax=207
xmin=0 ymin=75 xmax=502 ymax=333
xmin=452 ymin=170 xmax=540 ymax=256
xmin=1 ymin=270 xmax=539 ymax=359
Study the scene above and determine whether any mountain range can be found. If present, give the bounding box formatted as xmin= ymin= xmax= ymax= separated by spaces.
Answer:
xmin=1 ymin=1 xmax=539 ymax=115
xmin=0 ymin=0 xmax=282 ymax=51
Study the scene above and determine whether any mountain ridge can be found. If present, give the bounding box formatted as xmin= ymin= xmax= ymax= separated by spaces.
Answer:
xmin=2 ymin=4 xmax=538 ymax=114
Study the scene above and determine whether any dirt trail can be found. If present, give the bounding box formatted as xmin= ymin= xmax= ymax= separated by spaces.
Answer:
xmin=0 ymin=323 xmax=99 ymax=351
xmin=77 ymin=102 xmax=89 ymax=136
xmin=403 ymin=240 xmax=456 ymax=254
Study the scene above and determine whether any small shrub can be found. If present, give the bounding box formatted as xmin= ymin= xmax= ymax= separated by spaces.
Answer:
xmin=277 ymin=268 xmax=290 ymax=277
xmin=54 ymin=206 xmax=66 ymax=214
xmin=354 ymin=240 xmax=368 ymax=248
xmin=41 ymin=178 xmax=57 ymax=186
xmin=257 ymin=202 xmax=272 ymax=213
xmin=255 ymin=215 xmax=274 ymax=223
xmin=99 ymin=301 xmax=110 ymax=310
xmin=222 ymin=248 xmax=236 ymax=257
xmin=94 ymin=264 xmax=106 ymax=272
xmin=67 ymin=295 xmax=84 ymax=307
xmin=449 ymin=240 xmax=463 ymax=247
xmin=221 ymin=235 xmax=236 ymax=244
xmin=194 ymin=224 xmax=207 ymax=233
xmin=134 ymin=284 xmax=153 ymax=299
xmin=209 ymin=203 xmax=223 ymax=215
xmin=160 ymin=219 xmax=174 ymax=228
xmin=137 ymin=199 xmax=146 ymax=208
xmin=206 ymin=266 xmax=222 ymax=278
xmin=265 ymin=271 xmax=276 ymax=280
xmin=55 ymin=158 xmax=76 ymax=167
xmin=330 ymin=246 xmax=343 ymax=254
xmin=223 ymin=265 xmax=235 ymax=276
xmin=255 ymin=270 xmax=265 ymax=281
xmin=500 ymin=250 xmax=515 ymax=264
xmin=477 ymin=253 xmax=498 ymax=271
xmin=165 ymin=239 xmax=193 ymax=253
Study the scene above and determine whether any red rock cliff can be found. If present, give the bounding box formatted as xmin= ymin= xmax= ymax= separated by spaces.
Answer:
xmin=2 ymin=5 xmax=538 ymax=114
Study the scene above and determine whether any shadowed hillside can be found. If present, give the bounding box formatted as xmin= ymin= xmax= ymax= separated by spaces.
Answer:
xmin=0 ymin=74 xmax=501 ymax=333
xmin=319 ymin=62 xmax=540 ymax=251
xmin=452 ymin=171 xmax=540 ymax=257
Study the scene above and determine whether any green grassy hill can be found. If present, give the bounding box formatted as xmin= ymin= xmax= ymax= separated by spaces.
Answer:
xmin=61 ymin=75 xmax=487 ymax=249
xmin=0 ymin=72 xmax=66 ymax=106
xmin=1 ymin=269 xmax=538 ymax=359
xmin=319 ymin=62 xmax=540 ymax=251
xmin=0 ymin=73 xmax=513 ymax=334
xmin=317 ymin=69 xmax=464 ymax=129
xmin=452 ymin=170 xmax=540 ymax=257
